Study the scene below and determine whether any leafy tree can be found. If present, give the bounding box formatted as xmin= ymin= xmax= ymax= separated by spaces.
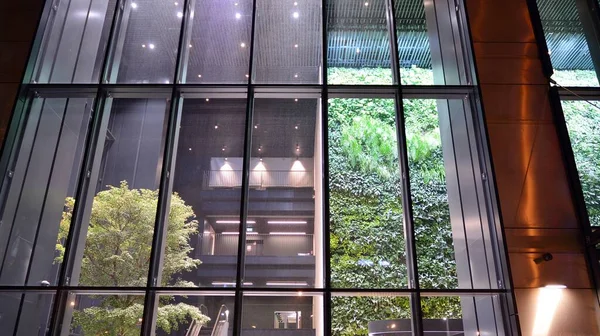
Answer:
xmin=58 ymin=181 xmax=209 ymax=335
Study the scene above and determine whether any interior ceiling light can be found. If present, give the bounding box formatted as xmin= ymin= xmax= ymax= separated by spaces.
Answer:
xmin=235 ymin=2 xmax=238 ymax=6
xmin=131 ymin=2 xmax=138 ymax=8
xmin=268 ymin=220 xmax=307 ymax=224
xmin=356 ymin=48 xmax=360 ymax=53
xmin=149 ymin=43 xmax=155 ymax=49
xmin=223 ymin=231 xmax=258 ymax=235
xmin=365 ymin=2 xmax=369 ymax=6
xmin=254 ymin=124 xmax=258 ymax=129
xmin=295 ymin=125 xmax=298 ymax=129
xmin=216 ymin=220 xmax=257 ymax=224
xmin=188 ymin=44 xmax=192 ymax=48
xmin=269 ymin=232 xmax=306 ymax=235
xmin=294 ymin=44 xmax=298 ymax=48
xmin=188 ymin=148 xmax=192 ymax=151
xmin=294 ymin=73 xmax=299 ymax=78
xmin=266 ymin=281 xmax=308 ymax=286
xmin=177 ymin=11 xmax=183 ymax=18
xmin=294 ymin=98 xmax=298 ymax=101
xmin=142 ymin=44 xmax=146 ymax=48
xmin=245 ymin=74 xmax=249 ymax=78
xmin=206 ymin=98 xmax=210 ymax=101
xmin=198 ymin=74 xmax=202 ymax=78
xmin=236 ymin=12 xmax=241 ymax=19
xmin=174 ymin=2 xmax=178 ymax=5
xmin=240 ymin=42 xmax=246 ymax=48
xmin=214 ymin=124 xmax=218 ymax=129
xmin=294 ymin=1 xmax=298 ymax=5
xmin=293 ymin=12 xmax=299 ymax=18
xmin=164 ymin=80 xmax=170 ymax=84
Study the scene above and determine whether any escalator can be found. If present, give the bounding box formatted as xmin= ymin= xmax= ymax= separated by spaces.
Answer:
xmin=186 ymin=304 xmax=230 ymax=336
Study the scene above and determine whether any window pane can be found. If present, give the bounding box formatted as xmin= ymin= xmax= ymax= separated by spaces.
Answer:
xmin=327 ymin=0 xmax=394 ymax=85
xmin=155 ymin=293 xmax=235 ymax=335
xmin=0 ymin=292 xmax=55 ymax=335
xmin=182 ymin=0 xmax=252 ymax=84
xmin=245 ymin=97 xmax=322 ymax=289
xmin=252 ymin=0 xmax=322 ymax=84
xmin=0 ymin=97 xmax=93 ymax=286
xmin=394 ymin=0 xmax=434 ymax=85
xmin=537 ymin=0 xmax=600 ymax=86
xmin=106 ymin=0 xmax=183 ymax=83
xmin=165 ymin=97 xmax=247 ymax=287
xmin=74 ymin=97 xmax=169 ymax=286
xmin=421 ymin=295 xmax=506 ymax=335
xmin=31 ymin=0 xmax=116 ymax=83
xmin=242 ymin=293 xmax=320 ymax=334
xmin=405 ymin=99 xmax=497 ymax=289
xmin=67 ymin=293 xmax=145 ymax=335
xmin=562 ymin=100 xmax=600 ymax=226
xmin=328 ymin=98 xmax=407 ymax=289
xmin=331 ymin=293 xmax=411 ymax=336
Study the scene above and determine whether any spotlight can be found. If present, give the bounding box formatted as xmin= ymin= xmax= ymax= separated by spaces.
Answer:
xmin=293 ymin=12 xmax=299 ymax=18
xmin=131 ymin=2 xmax=138 ymax=9
xmin=177 ymin=11 xmax=183 ymax=18
xmin=534 ymin=253 xmax=553 ymax=264
xmin=236 ymin=13 xmax=241 ymax=19
xmin=149 ymin=44 xmax=155 ymax=49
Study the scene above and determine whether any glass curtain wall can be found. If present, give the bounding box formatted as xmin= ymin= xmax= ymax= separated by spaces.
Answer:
xmin=0 ymin=0 xmax=515 ymax=335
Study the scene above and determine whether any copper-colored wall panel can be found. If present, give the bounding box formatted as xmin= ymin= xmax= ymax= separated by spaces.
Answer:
xmin=467 ymin=0 xmax=536 ymax=43
xmin=509 ymin=253 xmax=591 ymax=288
xmin=515 ymin=288 xmax=600 ymax=336
xmin=481 ymin=84 xmax=552 ymax=123
xmin=0 ymin=10 xmax=40 ymax=42
xmin=466 ymin=0 xmax=598 ymax=333
xmin=505 ymin=228 xmax=584 ymax=253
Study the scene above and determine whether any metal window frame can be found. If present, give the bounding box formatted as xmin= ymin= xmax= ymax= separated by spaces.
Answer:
xmin=0 ymin=0 xmax=519 ymax=335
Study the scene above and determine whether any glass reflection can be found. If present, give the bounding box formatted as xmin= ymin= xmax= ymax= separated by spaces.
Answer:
xmin=166 ymin=98 xmax=247 ymax=287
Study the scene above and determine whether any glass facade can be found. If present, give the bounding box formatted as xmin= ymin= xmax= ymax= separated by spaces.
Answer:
xmin=0 ymin=0 xmax=515 ymax=335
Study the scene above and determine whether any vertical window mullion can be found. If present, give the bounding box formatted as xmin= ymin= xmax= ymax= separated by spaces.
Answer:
xmin=321 ymin=1 xmax=330 ymax=336
xmin=393 ymin=89 xmax=424 ymax=335
xmin=140 ymin=0 xmax=193 ymax=330
xmin=386 ymin=0 xmax=401 ymax=85
xmin=46 ymin=89 xmax=110 ymax=335
xmin=232 ymin=1 xmax=258 ymax=335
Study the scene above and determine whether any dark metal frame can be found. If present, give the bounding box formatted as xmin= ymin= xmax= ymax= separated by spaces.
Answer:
xmin=0 ymin=0 xmax=519 ymax=335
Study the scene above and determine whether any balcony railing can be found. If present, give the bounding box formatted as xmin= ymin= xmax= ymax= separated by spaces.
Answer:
xmin=203 ymin=170 xmax=314 ymax=189
xmin=201 ymin=233 xmax=314 ymax=257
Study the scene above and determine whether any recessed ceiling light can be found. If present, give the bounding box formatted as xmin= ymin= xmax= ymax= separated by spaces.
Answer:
xmin=269 ymin=232 xmax=306 ymax=235
xmin=198 ymin=74 xmax=202 ymax=78
xmin=165 ymin=80 xmax=170 ymax=84
xmin=131 ymin=2 xmax=138 ymax=8
xmin=294 ymin=44 xmax=298 ymax=48
xmin=188 ymin=44 xmax=192 ymax=48
xmin=142 ymin=44 xmax=146 ymax=48
xmin=235 ymin=13 xmax=241 ymax=19
xmin=268 ymin=220 xmax=307 ymax=224
xmin=149 ymin=44 xmax=155 ymax=49
xmin=294 ymin=1 xmax=298 ymax=5
xmin=293 ymin=12 xmax=299 ymax=18
xmin=235 ymin=2 xmax=238 ymax=6
xmin=364 ymin=2 xmax=369 ymax=6
xmin=356 ymin=48 xmax=360 ymax=53
xmin=214 ymin=125 xmax=218 ymax=129
xmin=294 ymin=98 xmax=298 ymax=102
xmin=254 ymin=125 xmax=258 ymax=129
xmin=245 ymin=74 xmax=249 ymax=78
xmin=177 ymin=11 xmax=183 ymax=18
xmin=295 ymin=125 xmax=298 ymax=129
xmin=206 ymin=98 xmax=210 ymax=101
xmin=174 ymin=2 xmax=178 ymax=5
xmin=188 ymin=147 xmax=192 ymax=151
xmin=241 ymin=42 xmax=246 ymax=48
xmin=294 ymin=73 xmax=298 ymax=78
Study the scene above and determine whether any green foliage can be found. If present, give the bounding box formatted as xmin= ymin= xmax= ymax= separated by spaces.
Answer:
xmin=561 ymin=99 xmax=600 ymax=226
xmin=328 ymin=68 xmax=458 ymax=335
xmin=328 ymin=68 xmax=394 ymax=85
xmin=552 ymin=70 xmax=599 ymax=87
xmin=58 ymin=182 xmax=208 ymax=335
